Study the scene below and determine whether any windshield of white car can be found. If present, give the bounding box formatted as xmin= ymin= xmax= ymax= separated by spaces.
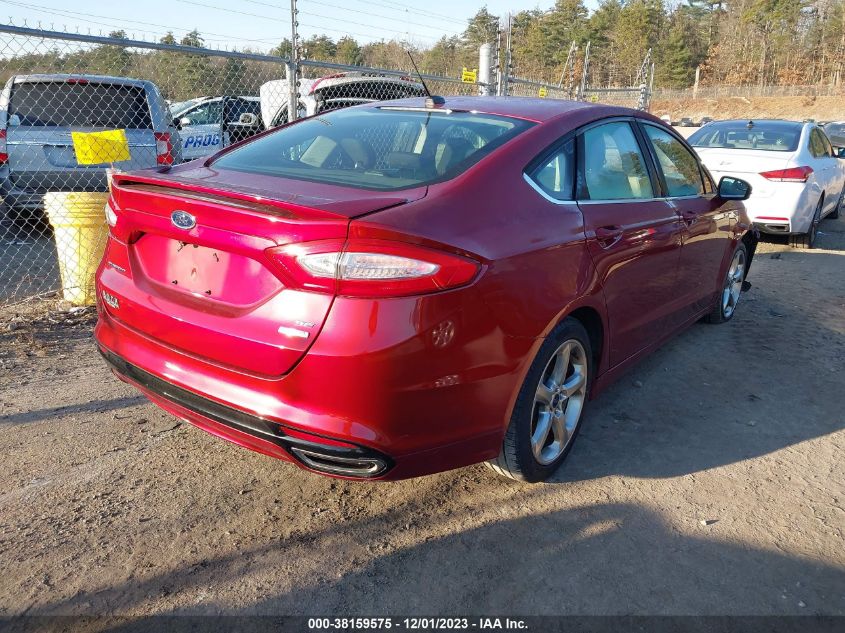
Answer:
xmin=170 ymin=98 xmax=206 ymax=115
xmin=688 ymin=121 xmax=801 ymax=152
xmin=212 ymin=107 xmax=534 ymax=191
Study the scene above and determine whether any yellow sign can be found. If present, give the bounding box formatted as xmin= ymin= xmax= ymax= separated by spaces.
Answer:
xmin=461 ymin=67 xmax=477 ymax=83
xmin=590 ymin=94 xmax=599 ymax=103
xmin=71 ymin=129 xmax=130 ymax=165
xmin=538 ymin=86 xmax=548 ymax=98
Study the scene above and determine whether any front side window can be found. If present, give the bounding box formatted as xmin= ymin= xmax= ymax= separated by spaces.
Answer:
xmin=580 ymin=122 xmax=653 ymax=200
xmin=182 ymin=101 xmax=222 ymax=126
xmin=212 ymin=108 xmax=533 ymax=191
xmin=529 ymin=139 xmax=574 ymax=200
xmin=643 ymin=125 xmax=704 ymax=197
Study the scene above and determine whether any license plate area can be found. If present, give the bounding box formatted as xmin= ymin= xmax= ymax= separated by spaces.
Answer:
xmin=133 ymin=234 xmax=282 ymax=306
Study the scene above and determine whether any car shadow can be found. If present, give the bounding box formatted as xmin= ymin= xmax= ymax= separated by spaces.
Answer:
xmin=21 ymin=498 xmax=845 ymax=622
xmin=0 ymin=395 xmax=147 ymax=426
xmin=549 ymin=250 xmax=844 ymax=483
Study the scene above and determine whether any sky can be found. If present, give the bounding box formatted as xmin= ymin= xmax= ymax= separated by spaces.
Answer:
xmin=0 ymin=0 xmax=600 ymax=51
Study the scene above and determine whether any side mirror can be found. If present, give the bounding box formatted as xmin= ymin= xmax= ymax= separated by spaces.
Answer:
xmin=8 ymin=114 xmax=20 ymax=127
xmin=176 ymin=117 xmax=190 ymax=129
xmin=232 ymin=112 xmax=258 ymax=127
xmin=718 ymin=176 xmax=752 ymax=201
xmin=834 ymin=146 xmax=845 ymax=158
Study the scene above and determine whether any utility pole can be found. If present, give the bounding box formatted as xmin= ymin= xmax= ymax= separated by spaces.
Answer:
xmin=478 ymin=43 xmax=492 ymax=96
xmin=500 ymin=12 xmax=512 ymax=96
xmin=288 ymin=0 xmax=300 ymax=123
xmin=578 ymin=41 xmax=591 ymax=101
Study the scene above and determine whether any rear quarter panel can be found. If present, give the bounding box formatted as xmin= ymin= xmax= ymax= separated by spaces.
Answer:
xmin=352 ymin=107 xmax=610 ymax=356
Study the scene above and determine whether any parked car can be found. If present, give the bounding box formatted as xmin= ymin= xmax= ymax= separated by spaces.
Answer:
xmin=689 ymin=119 xmax=845 ymax=248
xmin=259 ymin=71 xmax=427 ymax=128
xmin=700 ymin=116 xmax=714 ymax=126
xmin=95 ymin=97 xmax=756 ymax=482
xmin=0 ymin=73 xmax=180 ymax=220
xmin=678 ymin=116 xmax=694 ymax=127
xmin=659 ymin=114 xmax=672 ymax=125
xmin=170 ymin=95 xmax=263 ymax=161
xmin=820 ymin=120 xmax=845 ymax=148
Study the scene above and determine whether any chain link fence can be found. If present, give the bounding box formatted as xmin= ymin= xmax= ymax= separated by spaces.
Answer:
xmin=0 ymin=23 xmax=648 ymax=307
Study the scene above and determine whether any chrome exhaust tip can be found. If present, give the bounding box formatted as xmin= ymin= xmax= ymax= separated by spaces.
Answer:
xmin=290 ymin=447 xmax=388 ymax=478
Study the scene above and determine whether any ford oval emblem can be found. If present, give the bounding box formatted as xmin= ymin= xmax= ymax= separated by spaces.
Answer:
xmin=171 ymin=210 xmax=196 ymax=230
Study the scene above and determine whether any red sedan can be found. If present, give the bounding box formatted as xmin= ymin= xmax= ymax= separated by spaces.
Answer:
xmin=94 ymin=97 xmax=756 ymax=482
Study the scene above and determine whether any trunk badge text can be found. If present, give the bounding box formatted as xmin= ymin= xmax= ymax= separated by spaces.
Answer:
xmin=171 ymin=210 xmax=196 ymax=230
xmin=102 ymin=290 xmax=120 ymax=309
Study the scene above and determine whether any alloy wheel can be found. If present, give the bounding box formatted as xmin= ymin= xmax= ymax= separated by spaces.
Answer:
xmin=531 ymin=339 xmax=588 ymax=465
xmin=722 ymin=249 xmax=746 ymax=318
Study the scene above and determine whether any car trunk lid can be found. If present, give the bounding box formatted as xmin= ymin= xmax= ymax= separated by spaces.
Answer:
xmin=103 ymin=170 xmax=424 ymax=376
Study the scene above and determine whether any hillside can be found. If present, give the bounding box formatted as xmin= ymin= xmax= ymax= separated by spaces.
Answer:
xmin=650 ymin=95 xmax=845 ymax=123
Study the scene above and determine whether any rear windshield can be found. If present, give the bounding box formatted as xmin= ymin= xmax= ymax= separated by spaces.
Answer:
xmin=9 ymin=81 xmax=153 ymax=128
xmin=212 ymin=107 xmax=533 ymax=191
xmin=688 ymin=121 xmax=800 ymax=152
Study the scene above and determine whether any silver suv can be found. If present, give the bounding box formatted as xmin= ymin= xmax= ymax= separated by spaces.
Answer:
xmin=0 ymin=74 xmax=181 ymax=219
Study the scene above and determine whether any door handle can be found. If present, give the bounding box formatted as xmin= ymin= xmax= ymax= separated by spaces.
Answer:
xmin=595 ymin=225 xmax=623 ymax=247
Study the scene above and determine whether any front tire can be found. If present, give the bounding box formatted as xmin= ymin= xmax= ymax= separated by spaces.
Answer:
xmin=487 ymin=318 xmax=592 ymax=482
xmin=704 ymin=241 xmax=747 ymax=324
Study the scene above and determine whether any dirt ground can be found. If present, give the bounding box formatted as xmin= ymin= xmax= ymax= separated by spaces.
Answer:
xmin=652 ymin=95 xmax=845 ymax=123
xmin=0 ymin=219 xmax=844 ymax=622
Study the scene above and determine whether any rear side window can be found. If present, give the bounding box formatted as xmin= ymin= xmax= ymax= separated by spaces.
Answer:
xmin=212 ymin=108 xmax=533 ymax=191
xmin=642 ymin=125 xmax=704 ymax=197
xmin=528 ymin=139 xmax=574 ymax=200
xmin=9 ymin=81 xmax=153 ymax=129
xmin=688 ymin=121 xmax=800 ymax=152
xmin=809 ymin=129 xmax=830 ymax=158
xmin=580 ymin=121 xmax=653 ymax=200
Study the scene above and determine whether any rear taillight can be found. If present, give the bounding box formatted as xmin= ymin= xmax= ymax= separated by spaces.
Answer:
xmin=104 ymin=197 xmax=118 ymax=227
xmin=266 ymin=239 xmax=480 ymax=297
xmin=0 ymin=129 xmax=7 ymax=166
xmin=154 ymin=132 xmax=174 ymax=165
xmin=760 ymin=166 xmax=813 ymax=182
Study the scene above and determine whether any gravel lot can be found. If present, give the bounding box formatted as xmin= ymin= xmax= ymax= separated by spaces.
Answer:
xmin=1 ymin=218 xmax=843 ymax=621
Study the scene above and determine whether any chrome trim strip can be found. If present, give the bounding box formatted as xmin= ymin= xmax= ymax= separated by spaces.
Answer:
xmin=522 ymin=172 xmax=577 ymax=205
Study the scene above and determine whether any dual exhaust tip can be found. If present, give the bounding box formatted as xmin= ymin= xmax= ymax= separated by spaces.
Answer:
xmin=289 ymin=447 xmax=388 ymax=478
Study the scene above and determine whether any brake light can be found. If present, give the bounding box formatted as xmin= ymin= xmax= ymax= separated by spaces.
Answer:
xmin=104 ymin=197 xmax=118 ymax=227
xmin=760 ymin=166 xmax=813 ymax=182
xmin=0 ymin=129 xmax=7 ymax=166
xmin=265 ymin=239 xmax=480 ymax=297
xmin=309 ymin=73 xmax=348 ymax=94
xmin=154 ymin=132 xmax=174 ymax=165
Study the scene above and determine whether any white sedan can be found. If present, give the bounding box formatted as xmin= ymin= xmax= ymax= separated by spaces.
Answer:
xmin=688 ymin=119 xmax=844 ymax=248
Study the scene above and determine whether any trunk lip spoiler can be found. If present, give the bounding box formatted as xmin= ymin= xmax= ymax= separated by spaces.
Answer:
xmin=111 ymin=172 xmax=424 ymax=220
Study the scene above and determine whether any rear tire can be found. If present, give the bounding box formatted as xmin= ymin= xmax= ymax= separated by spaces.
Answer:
xmin=829 ymin=189 xmax=842 ymax=220
xmin=704 ymin=241 xmax=748 ymax=324
xmin=789 ymin=198 xmax=823 ymax=249
xmin=487 ymin=317 xmax=592 ymax=483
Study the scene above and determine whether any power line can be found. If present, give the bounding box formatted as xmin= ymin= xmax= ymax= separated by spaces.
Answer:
xmin=304 ymin=0 xmax=463 ymax=34
xmin=0 ymin=0 xmax=281 ymax=44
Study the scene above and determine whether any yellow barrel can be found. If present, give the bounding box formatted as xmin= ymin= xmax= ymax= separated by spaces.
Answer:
xmin=44 ymin=191 xmax=110 ymax=306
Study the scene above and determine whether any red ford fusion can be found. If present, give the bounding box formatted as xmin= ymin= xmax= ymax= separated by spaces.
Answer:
xmin=94 ymin=97 xmax=756 ymax=482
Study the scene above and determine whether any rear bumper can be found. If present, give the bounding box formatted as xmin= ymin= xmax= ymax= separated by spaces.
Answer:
xmin=99 ymin=346 xmax=393 ymax=478
xmin=94 ymin=280 xmax=537 ymax=480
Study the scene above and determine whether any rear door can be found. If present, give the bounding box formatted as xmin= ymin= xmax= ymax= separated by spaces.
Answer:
xmin=639 ymin=122 xmax=732 ymax=316
xmin=6 ymin=79 xmax=157 ymax=193
xmin=812 ymin=127 xmax=843 ymax=213
xmin=575 ymin=119 xmax=685 ymax=367
xmin=176 ymin=98 xmax=223 ymax=160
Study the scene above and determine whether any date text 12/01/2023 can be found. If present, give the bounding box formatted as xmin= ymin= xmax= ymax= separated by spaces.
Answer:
xmin=307 ymin=618 xmax=528 ymax=630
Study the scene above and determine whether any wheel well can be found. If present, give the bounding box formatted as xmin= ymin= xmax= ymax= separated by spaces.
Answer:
xmin=569 ymin=307 xmax=604 ymax=369
xmin=741 ymin=231 xmax=758 ymax=277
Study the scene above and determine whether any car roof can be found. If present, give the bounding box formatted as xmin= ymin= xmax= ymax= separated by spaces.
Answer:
xmin=367 ymin=96 xmax=639 ymax=123
xmin=706 ymin=119 xmax=804 ymax=129
xmin=10 ymin=73 xmax=153 ymax=87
